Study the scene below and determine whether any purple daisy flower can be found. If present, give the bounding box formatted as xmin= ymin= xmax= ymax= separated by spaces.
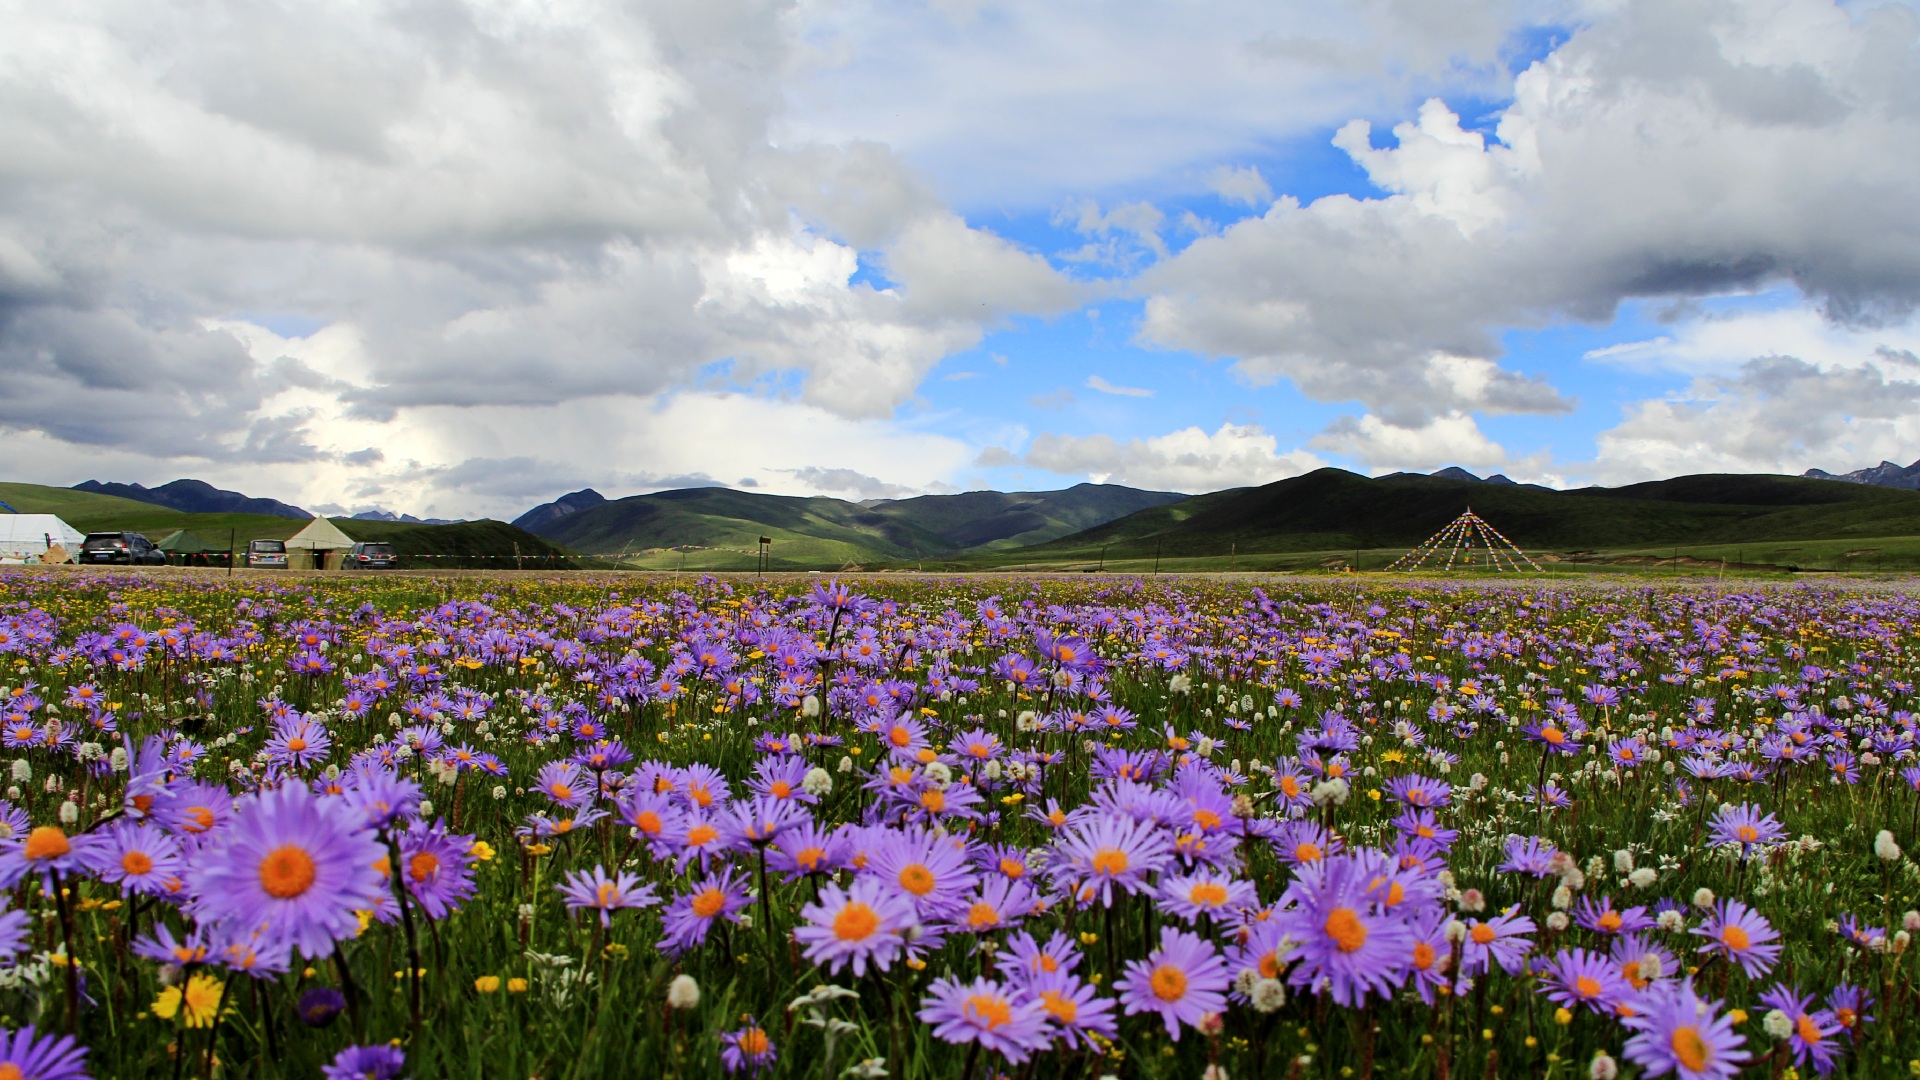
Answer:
xmin=1002 ymin=930 xmax=1082 ymax=986
xmin=264 ymin=715 xmax=331 ymax=770
xmin=1497 ymin=835 xmax=1560 ymax=877
xmin=1691 ymin=899 xmax=1780 ymax=978
xmin=917 ymin=976 xmax=1052 ymax=1064
xmin=0 ymin=1023 xmax=88 ymax=1080
xmin=1461 ymin=905 xmax=1536 ymax=977
xmin=84 ymin=819 xmax=184 ymax=897
xmin=190 ymin=785 xmax=387 ymax=958
xmin=1027 ymin=970 xmax=1117 ymax=1049
xmin=719 ymin=1017 xmax=777 ymax=1076
xmin=1155 ymin=871 xmax=1258 ymax=924
xmin=1115 ymin=926 xmax=1230 ymax=1040
xmin=556 ymin=866 xmax=660 ymax=927
xmin=1274 ymin=853 xmax=1413 ymax=1007
xmin=0 ymin=904 xmax=29 ymax=963
xmin=1574 ymin=894 xmax=1653 ymax=936
xmin=1757 ymin=985 xmax=1844 ymax=1076
xmin=1620 ymin=977 xmax=1748 ymax=1080
xmin=339 ymin=768 xmax=423 ymax=831
xmin=1706 ymin=803 xmax=1785 ymax=857
xmin=322 ymin=1044 xmax=406 ymax=1080
xmin=0 ymin=825 xmax=97 ymax=891
xmin=394 ymin=819 xmax=477 ymax=920
xmin=1049 ymin=813 xmax=1172 ymax=907
xmin=795 ymin=877 xmax=917 ymax=977
xmin=1536 ymin=948 xmax=1630 ymax=1015
xmin=661 ymin=868 xmax=753 ymax=954
xmin=952 ymin=876 xmax=1038 ymax=934
xmin=862 ymin=825 xmax=977 ymax=921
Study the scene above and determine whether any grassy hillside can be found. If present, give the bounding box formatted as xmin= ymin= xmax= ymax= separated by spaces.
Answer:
xmin=533 ymin=488 xmax=952 ymax=565
xmin=935 ymin=469 xmax=1920 ymax=568
xmin=0 ymin=482 xmax=567 ymax=566
xmin=864 ymin=484 xmax=1185 ymax=550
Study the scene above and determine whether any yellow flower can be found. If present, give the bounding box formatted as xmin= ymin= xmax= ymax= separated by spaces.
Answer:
xmin=507 ymin=978 xmax=529 ymax=993
xmin=354 ymin=910 xmax=375 ymax=936
xmin=1729 ymin=1009 xmax=1748 ymax=1025
xmin=474 ymin=976 xmax=501 ymax=994
xmin=1554 ymin=1007 xmax=1573 ymax=1026
xmin=525 ymin=843 xmax=552 ymax=857
xmin=153 ymin=973 xmax=225 ymax=1028
xmin=469 ymin=840 xmax=497 ymax=863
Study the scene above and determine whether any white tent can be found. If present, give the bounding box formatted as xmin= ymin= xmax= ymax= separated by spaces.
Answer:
xmin=286 ymin=517 xmax=356 ymax=569
xmin=0 ymin=515 xmax=86 ymax=560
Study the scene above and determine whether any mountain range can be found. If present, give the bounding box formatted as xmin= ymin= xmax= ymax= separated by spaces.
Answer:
xmin=73 ymin=479 xmax=311 ymax=519
xmin=1804 ymin=458 xmax=1920 ymax=490
xmin=28 ymin=462 xmax=1920 ymax=571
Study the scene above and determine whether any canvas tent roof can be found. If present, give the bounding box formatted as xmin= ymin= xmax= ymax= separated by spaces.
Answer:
xmin=286 ymin=516 xmax=356 ymax=551
xmin=157 ymin=530 xmax=224 ymax=554
xmin=0 ymin=514 xmax=85 ymax=559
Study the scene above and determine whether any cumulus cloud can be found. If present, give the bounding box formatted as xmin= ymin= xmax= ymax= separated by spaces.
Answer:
xmin=1592 ymin=352 xmax=1920 ymax=482
xmin=1022 ymin=422 xmax=1327 ymax=492
xmin=0 ymin=0 xmax=1075 ymax=497
xmin=1207 ymin=165 xmax=1274 ymax=208
xmin=1085 ymin=375 xmax=1153 ymax=398
xmin=1141 ymin=0 xmax=1920 ymax=425
xmin=1311 ymin=411 xmax=1511 ymax=472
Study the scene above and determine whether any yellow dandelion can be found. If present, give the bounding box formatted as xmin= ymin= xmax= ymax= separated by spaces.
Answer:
xmin=153 ymin=973 xmax=226 ymax=1029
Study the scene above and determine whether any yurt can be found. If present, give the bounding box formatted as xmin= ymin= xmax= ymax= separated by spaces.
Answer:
xmin=0 ymin=514 xmax=86 ymax=561
xmin=285 ymin=517 xmax=356 ymax=570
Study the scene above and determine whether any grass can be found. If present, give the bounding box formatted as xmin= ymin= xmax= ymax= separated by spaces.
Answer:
xmin=0 ymin=572 xmax=1914 ymax=1077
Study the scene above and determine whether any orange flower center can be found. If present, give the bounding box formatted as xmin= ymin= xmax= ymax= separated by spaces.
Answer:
xmin=1735 ymin=825 xmax=1759 ymax=843
xmin=1189 ymin=883 xmax=1229 ymax=907
xmin=1295 ymin=842 xmax=1323 ymax=863
xmin=921 ymin=790 xmax=946 ymax=813
xmin=967 ymin=902 xmax=1000 ymax=929
xmin=1597 ymin=911 xmax=1622 ymax=932
xmin=889 ymin=727 xmax=912 ymax=747
xmin=258 ymin=845 xmax=318 ymax=899
xmin=0 ymin=1061 xmax=24 ymax=1080
xmin=1721 ymin=925 xmax=1750 ymax=952
xmin=549 ymin=783 xmax=573 ymax=801
xmin=898 ymin=863 xmax=936 ymax=895
xmin=691 ymin=888 xmax=728 ymax=919
xmin=1412 ymin=942 xmax=1436 ymax=970
xmin=1669 ymin=1025 xmax=1710 ymax=1071
xmin=23 ymin=826 xmax=70 ymax=861
xmin=739 ymin=1029 xmax=770 ymax=1055
xmin=1039 ymin=989 xmax=1078 ymax=1023
xmin=965 ymin=994 xmax=1012 ymax=1028
xmin=286 ymin=737 xmax=307 ymax=752
xmin=687 ymin=824 xmax=718 ymax=846
xmin=999 ymin=858 xmax=1025 ymax=878
xmin=185 ymin=807 xmax=215 ymax=833
xmin=1470 ymin=924 xmax=1496 ymax=945
xmin=770 ymin=781 xmax=792 ymax=798
xmin=408 ymin=852 xmax=439 ymax=882
xmin=122 ymin=850 xmax=155 ymax=876
xmin=833 ymin=902 xmax=879 ymax=941
xmin=1575 ymin=976 xmax=1603 ymax=999
xmin=1090 ymin=848 xmax=1129 ymax=875
xmin=1324 ymin=907 xmax=1368 ymax=953
xmin=634 ymin=811 xmax=663 ymax=835
xmin=1796 ymin=1014 xmax=1823 ymax=1045
xmin=1149 ymin=964 xmax=1188 ymax=1001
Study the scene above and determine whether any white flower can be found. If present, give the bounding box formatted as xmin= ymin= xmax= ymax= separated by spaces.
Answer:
xmin=667 ymin=974 xmax=700 ymax=1010
xmin=801 ymin=695 xmax=820 ymax=718
xmin=1444 ymin=920 xmax=1468 ymax=944
xmin=1310 ymin=778 xmax=1350 ymax=807
xmin=418 ymin=800 xmax=433 ymax=817
xmin=1546 ymin=912 xmax=1570 ymax=932
xmin=10 ymin=760 xmax=29 ymax=783
xmin=837 ymin=756 xmax=853 ymax=774
xmin=1589 ymin=1051 xmax=1618 ymax=1080
xmin=1656 ymin=910 xmax=1684 ymax=932
xmin=1250 ymin=978 xmax=1287 ymax=1014
xmin=1874 ymin=830 xmax=1902 ymax=862
xmin=1168 ymin=674 xmax=1192 ymax=695
xmin=1457 ymin=889 xmax=1486 ymax=914
xmin=1612 ymin=850 xmax=1634 ymax=874
xmin=108 ymin=747 xmax=128 ymax=772
xmin=1202 ymin=1066 xmax=1230 ymax=1080
xmin=1550 ymin=886 xmax=1573 ymax=910
xmin=492 ymin=785 xmax=508 ymax=800
xmin=802 ymin=768 xmax=834 ymax=797
xmin=922 ymin=762 xmax=952 ymax=788
xmin=1627 ymin=868 xmax=1657 ymax=890
xmin=57 ymin=801 xmax=78 ymax=825
xmin=1692 ymin=888 xmax=1716 ymax=910
xmin=1762 ymin=1009 xmax=1793 ymax=1040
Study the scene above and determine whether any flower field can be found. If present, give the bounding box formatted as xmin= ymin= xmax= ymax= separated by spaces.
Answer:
xmin=0 ymin=570 xmax=1916 ymax=1079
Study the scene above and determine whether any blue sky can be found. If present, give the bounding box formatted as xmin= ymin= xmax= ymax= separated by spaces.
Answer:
xmin=4 ymin=1 xmax=1919 ymax=518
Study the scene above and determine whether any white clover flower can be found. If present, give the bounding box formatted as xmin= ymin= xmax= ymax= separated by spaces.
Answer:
xmin=57 ymin=801 xmax=78 ymax=825
xmin=1551 ymin=886 xmax=1573 ymax=910
xmin=922 ymin=762 xmax=952 ymax=788
xmin=1875 ymin=830 xmax=1902 ymax=862
xmin=1612 ymin=850 xmax=1634 ymax=874
xmin=802 ymin=768 xmax=834 ymax=797
xmin=1250 ymin=977 xmax=1287 ymax=1014
xmin=1656 ymin=909 xmax=1684 ymax=932
xmin=1545 ymin=912 xmax=1570 ymax=932
xmin=1762 ymin=1009 xmax=1793 ymax=1041
xmin=837 ymin=756 xmax=854 ymax=774
xmin=492 ymin=785 xmax=508 ymax=800
xmin=1444 ymin=920 xmax=1468 ymax=944
xmin=10 ymin=760 xmax=28 ymax=783
xmin=1628 ymin=868 xmax=1657 ymax=890
xmin=1310 ymin=778 xmax=1350 ymax=807
xmin=1589 ymin=1051 xmax=1618 ymax=1080
xmin=666 ymin=974 xmax=700 ymax=1009
xmin=801 ymin=695 xmax=820 ymax=718
xmin=1692 ymin=888 xmax=1716 ymax=910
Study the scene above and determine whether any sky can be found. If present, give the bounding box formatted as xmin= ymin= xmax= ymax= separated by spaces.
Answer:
xmin=4 ymin=0 xmax=1920 ymax=520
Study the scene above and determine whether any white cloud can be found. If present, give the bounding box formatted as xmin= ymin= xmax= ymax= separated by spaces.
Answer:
xmin=0 ymin=0 xmax=1078 ymax=481
xmin=1022 ymin=422 xmax=1327 ymax=492
xmin=1141 ymin=0 xmax=1920 ymax=425
xmin=1311 ymin=410 xmax=1511 ymax=471
xmin=1592 ymin=352 xmax=1920 ymax=482
xmin=1207 ymin=165 xmax=1274 ymax=208
xmin=1085 ymin=375 xmax=1153 ymax=398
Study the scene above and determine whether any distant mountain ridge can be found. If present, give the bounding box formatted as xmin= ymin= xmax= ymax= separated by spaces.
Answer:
xmin=73 ymin=479 xmax=310 ymax=519
xmin=1804 ymin=459 xmax=1920 ymax=490
xmin=350 ymin=509 xmax=466 ymax=526
xmin=512 ymin=489 xmax=607 ymax=533
xmin=998 ymin=467 xmax=1920 ymax=565
xmin=517 ymin=483 xmax=1186 ymax=564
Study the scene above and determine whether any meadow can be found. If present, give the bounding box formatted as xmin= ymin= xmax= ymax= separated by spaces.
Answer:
xmin=0 ymin=568 xmax=1914 ymax=1079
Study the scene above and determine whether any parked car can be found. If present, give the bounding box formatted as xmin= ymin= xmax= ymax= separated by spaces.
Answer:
xmin=78 ymin=532 xmax=167 ymax=566
xmin=345 ymin=542 xmax=399 ymax=570
xmin=246 ymin=538 xmax=289 ymax=569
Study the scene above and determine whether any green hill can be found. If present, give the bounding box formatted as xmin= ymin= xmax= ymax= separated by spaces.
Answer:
xmin=950 ymin=468 xmax=1920 ymax=566
xmin=0 ymin=482 xmax=568 ymax=566
xmin=531 ymin=483 xmax=1186 ymax=567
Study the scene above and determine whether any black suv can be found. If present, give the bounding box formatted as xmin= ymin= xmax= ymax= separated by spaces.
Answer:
xmin=345 ymin=542 xmax=399 ymax=570
xmin=79 ymin=532 xmax=167 ymax=566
